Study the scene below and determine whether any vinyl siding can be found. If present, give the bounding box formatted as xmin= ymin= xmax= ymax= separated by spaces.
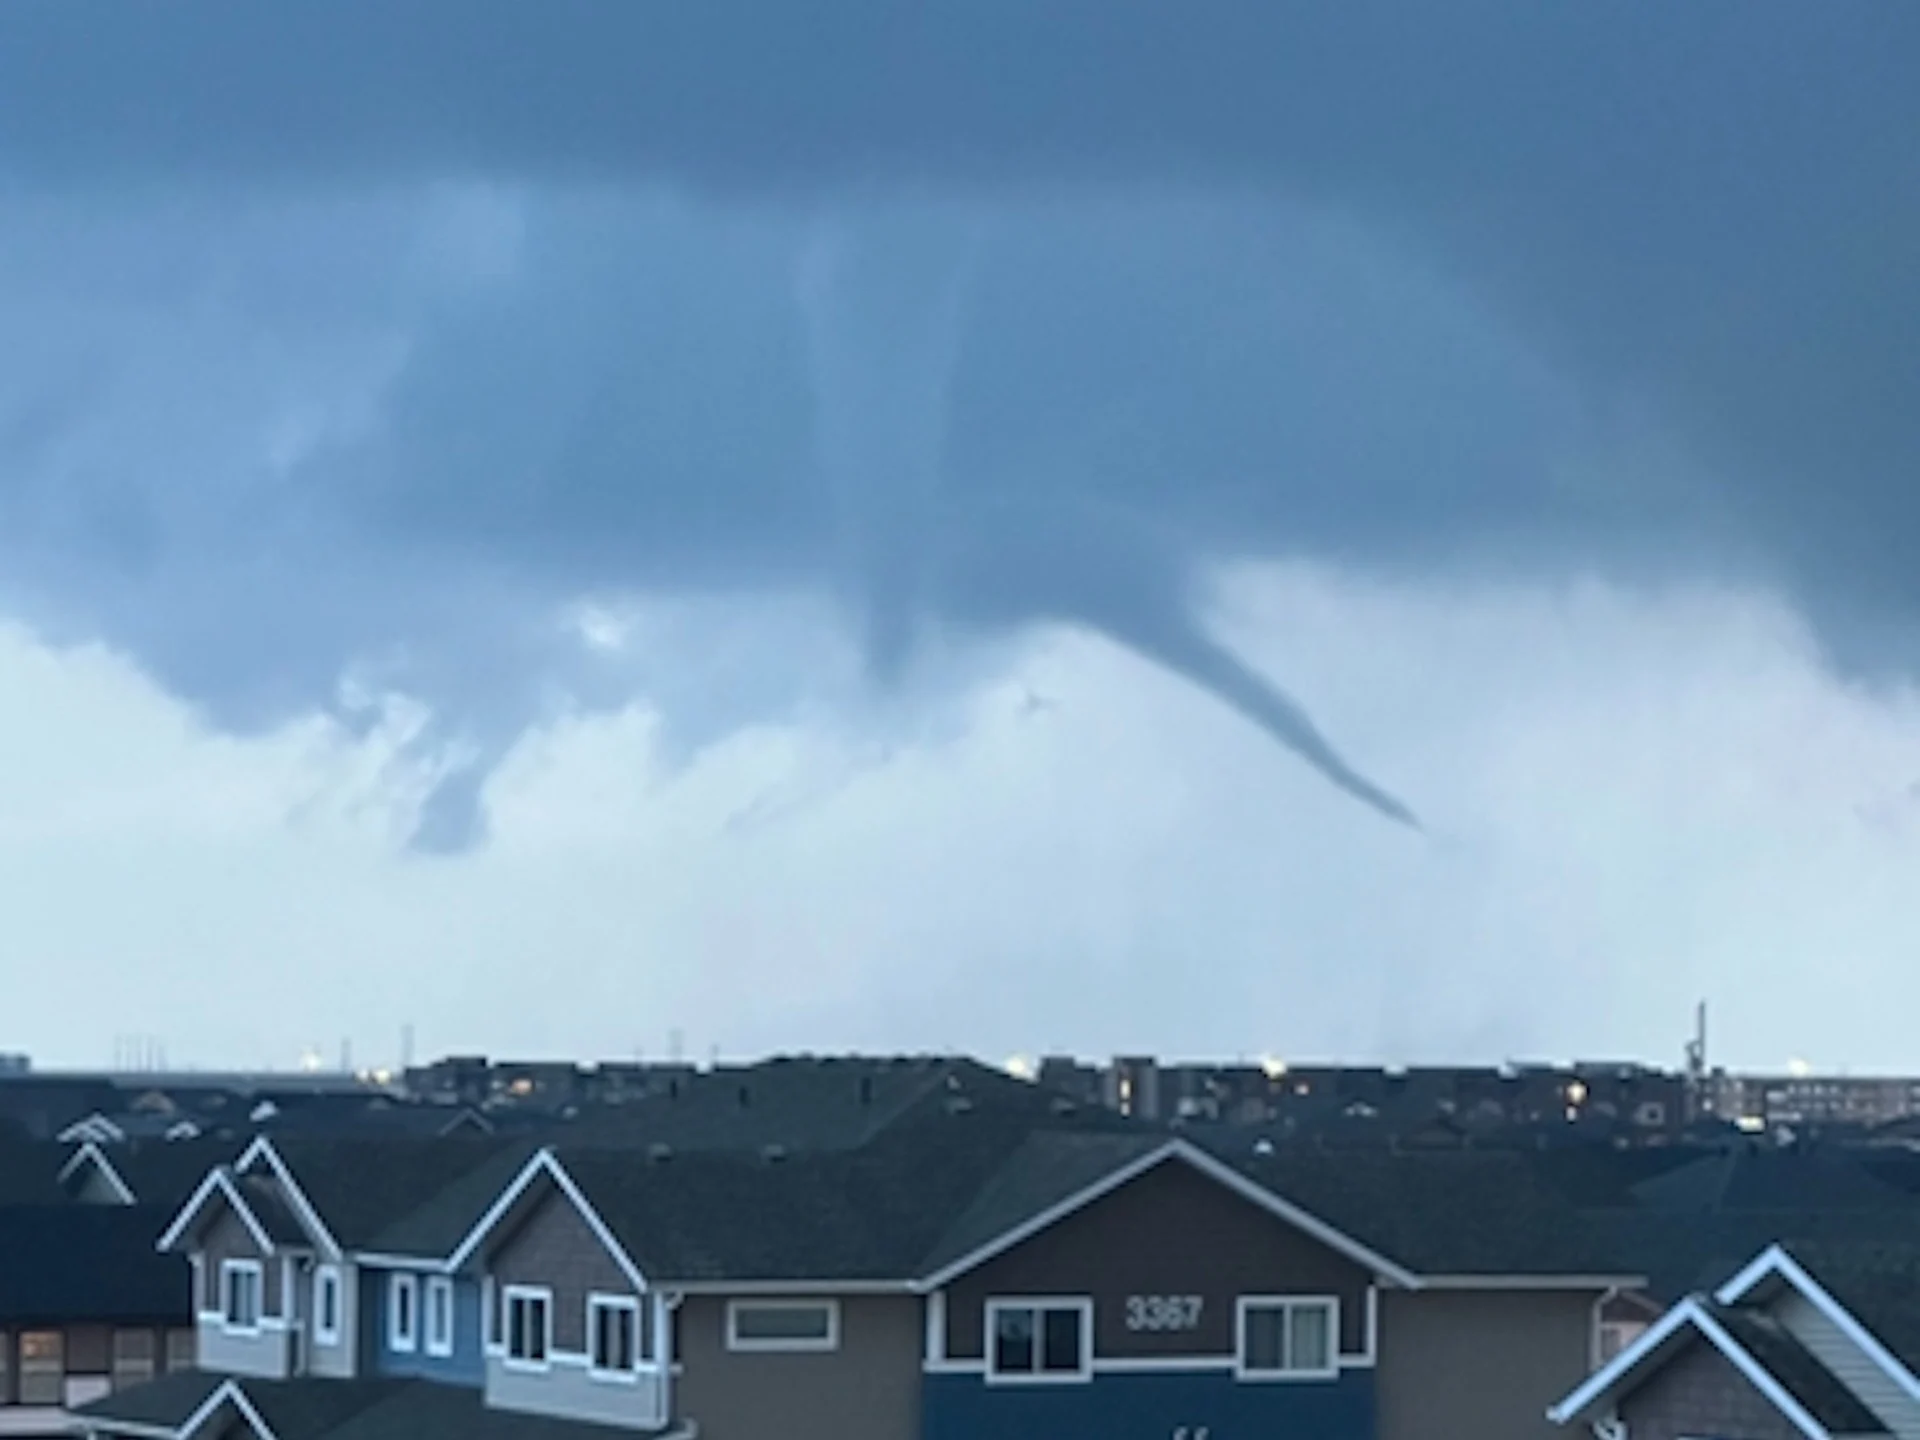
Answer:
xmin=1772 ymin=1288 xmax=1920 ymax=1439
xmin=363 ymin=1270 xmax=484 ymax=1387
xmin=1376 ymin=1288 xmax=1600 ymax=1440
xmin=674 ymin=1294 xmax=920 ymax=1440
xmin=1615 ymin=1335 xmax=1804 ymax=1440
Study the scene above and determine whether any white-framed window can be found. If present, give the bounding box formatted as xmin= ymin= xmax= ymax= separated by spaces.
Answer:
xmin=425 ymin=1276 xmax=455 ymax=1358
xmin=388 ymin=1273 xmax=418 ymax=1353
xmin=985 ymin=1298 xmax=1092 ymax=1383
xmin=221 ymin=1260 xmax=263 ymax=1333
xmin=504 ymin=1286 xmax=552 ymax=1369
xmin=726 ymin=1298 xmax=840 ymax=1353
xmin=1237 ymin=1296 xmax=1339 ymax=1380
xmin=313 ymin=1266 xmax=342 ymax=1346
xmin=589 ymin=1293 xmax=646 ymax=1377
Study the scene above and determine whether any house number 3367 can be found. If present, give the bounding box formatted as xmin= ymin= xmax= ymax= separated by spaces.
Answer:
xmin=1125 ymin=1295 xmax=1203 ymax=1330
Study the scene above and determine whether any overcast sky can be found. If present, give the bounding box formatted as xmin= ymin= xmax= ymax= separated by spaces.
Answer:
xmin=1 ymin=5 xmax=1917 ymax=1072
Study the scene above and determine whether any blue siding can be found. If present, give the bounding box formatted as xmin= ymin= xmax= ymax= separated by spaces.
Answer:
xmin=923 ymin=1367 xmax=1374 ymax=1440
xmin=361 ymin=1269 xmax=486 ymax=1387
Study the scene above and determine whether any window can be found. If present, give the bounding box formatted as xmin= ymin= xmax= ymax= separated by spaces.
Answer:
xmin=313 ymin=1267 xmax=341 ymax=1346
xmin=388 ymin=1274 xmax=418 ymax=1353
xmin=164 ymin=1330 xmax=196 ymax=1374
xmin=726 ymin=1299 xmax=839 ymax=1353
xmin=425 ymin=1277 xmax=454 ymax=1358
xmin=18 ymin=1332 xmax=62 ymax=1407
xmin=111 ymin=1330 xmax=155 ymax=1390
xmin=221 ymin=1261 xmax=262 ymax=1333
xmin=504 ymin=1288 xmax=551 ymax=1368
xmin=985 ymin=1300 xmax=1090 ymax=1382
xmin=1599 ymin=1320 xmax=1647 ymax=1363
xmin=589 ymin=1295 xmax=641 ymax=1376
xmin=1237 ymin=1297 xmax=1338 ymax=1380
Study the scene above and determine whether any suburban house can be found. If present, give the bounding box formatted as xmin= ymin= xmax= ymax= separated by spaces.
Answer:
xmin=0 ymin=1204 xmax=194 ymax=1436
xmin=75 ymin=1064 xmax=1649 ymax=1440
xmin=1550 ymin=1240 xmax=1920 ymax=1439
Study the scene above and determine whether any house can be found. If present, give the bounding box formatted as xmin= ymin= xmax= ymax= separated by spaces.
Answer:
xmin=1550 ymin=1239 xmax=1920 ymax=1439
xmin=78 ymin=1063 xmax=1646 ymax=1440
xmin=0 ymin=1204 xmax=194 ymax=1436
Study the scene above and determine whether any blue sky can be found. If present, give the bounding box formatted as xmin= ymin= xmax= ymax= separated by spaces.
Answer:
xmin=0 ymin=5 xmax=1916 ymax=1070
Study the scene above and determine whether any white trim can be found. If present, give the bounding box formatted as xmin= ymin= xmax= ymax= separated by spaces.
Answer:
xmin=81 ymin=1416 xmax=179 ymax=1440
xmin=1715 ymin=1244 xmax=1920 ymax=1403
xmin=353 ymin=1251 xmax=454 ymax=1271
xmin=503 ymin=1284 xmax=554 ymax=1371
xmin=1094 ymin=1355 xmax=1236 ymax=1373
xmin=313 ymin=1264 xmax=342 ymax=1346
xmin=588 ymin=1292 xmax=646 ymax=1378
xmin=923 ymin=1357 xmax=986 ymax=1376
xmin=1235 ymin=1295 xmax=1341 ymax=1382
xmin=673 ymin=1277 xmax=913 ymax=1295
xmin=179 ymin=1378 xmax=284 ymax=1440
xmin=236 ymin=1137 xmax=342 ymax=1261
xmin=918 ymin=1140 xmax=1419 ymax=1292
xmin=158 ymin=1169 xmax=276 ymax=1256
xmin=1418 ymin=1273 xmax=1648 ymax=1291
xmin=446 ymin=1149 xmax=649 ymax=1293
xmin=983 ymin=1296 xmax=1094 ymax=1385
xmin=425 ymin=1275 xmax=455 ymax=1359
xmin=58 ymin=1140 xmax=138 ymax=1205
xmin=1363 ymin=1284 xmax=1379 ymax=1365
xmin=725 ymin=1298 xmax=841 ymax=1354
xmin=219 ymin=1259 xmax=266 ymax=1335
xmin=388 ymin=1273 xmax=419 ymax=1354
xmin=925 ymin=1290 xmax=946 ymax=1364
xmin=484 ymin=1274 xmax=499 ymax=1349
xmin=1546 ymin=1296 xmax=1830 ymax=1438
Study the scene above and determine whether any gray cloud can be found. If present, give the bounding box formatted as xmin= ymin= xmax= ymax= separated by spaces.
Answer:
xmin=1 ymin=4 xmax=1914 ymax=844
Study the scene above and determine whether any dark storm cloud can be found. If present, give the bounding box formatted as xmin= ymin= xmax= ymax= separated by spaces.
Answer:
xmin=1 ymin=3 xmax=1915 ymax=844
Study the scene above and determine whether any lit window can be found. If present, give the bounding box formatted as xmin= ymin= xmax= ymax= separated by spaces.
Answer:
xmin=388 ymin=1274 xmax=418 ymax=1353
xmin=986 ymin=1300 xmax=1089 ymax=1381
xmin=505 ymin=1288 xmax=550 ymax=1366
xmin=425 ymin=1277 xmax=454 ymax=1358
xmin=221 ymin=1261 xmax=262 ymax=1332
xmin=726 ymin=1300 xmax=839 ymax=1352
xmin=314 ymin=1267 xmax=341 ymax=1346
xmin=1238 ymin=1297 xmax=1337 ymax=1379
xmin=18 ymin=1331 xmax=63 ymax=1406
xmin=589 ymin=1295 xmax=642 ymax=1375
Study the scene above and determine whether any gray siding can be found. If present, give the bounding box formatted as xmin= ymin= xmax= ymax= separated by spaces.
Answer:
xmin=1773 ymin=1289 xmax=1920 ymax=1439
xmin=491 ymin=1189 xmax=636 ymax=1353
xmin=484 ymin=1354 xmax=668 ymax=1430
xmin=1616 ymin=1333 xmax=1803 ymax=1440
xmin=943 ymin=1158 xmax=1373 ymax=1361
xmin=307 ymin=1265 xmax=359 ymax=1380
xmin=674 ymin=1294 xmax=920 ymax=1440
xmin=195 ymin=1318 xmax=291 ymax=1380
xmin=1376 ymin=1288 xmax=1599 ymax=1440
xmin=200 ymin=1207 xmax=279 ymax=1317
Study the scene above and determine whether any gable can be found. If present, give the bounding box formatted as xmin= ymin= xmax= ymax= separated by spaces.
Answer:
xmin=488 ymin=1184 xmax=639 ymax=1354
xmin=942 ymin=1156 xmax=1374 ymax=1361
xmin=1618 ymin=1333 xmax=1810 ymax=1440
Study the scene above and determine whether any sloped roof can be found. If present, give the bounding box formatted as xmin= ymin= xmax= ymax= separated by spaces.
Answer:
xmin=0 ymin=1138 xmax=70 ymax=1204
xmin=363 ymin=1139 xmax=542 ymax=1256
xmin=73 ymin=1366 xmax=224 ymax=1431
xmin=1777 ymin=1239 xmax=1920 ymax=1376
xmin=1710 ymin=1303 xmax=1888 ymax=1435
xmin=260 ymin=1135 xmax=530 ymax=1252
xmin=94 ymin=1137 xmax=249 ymax=1208
xmin=1630 ymin=1146 xmax=1917 ymax=1213
xmin=0 ymin=1203 xmax=190 ymax=1323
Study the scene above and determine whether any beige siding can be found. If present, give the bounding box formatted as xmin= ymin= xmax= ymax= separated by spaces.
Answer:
xmin=943 ymin=1159 xmax=1374 ymax=1362
xmin=1773 ymin=1289 xmax=1920 ymax=1439
xmin=1376 ymin=1289 xmax=1600 ymax=1440
xmin=673 ymin=1294 xmax=921 ymax=1440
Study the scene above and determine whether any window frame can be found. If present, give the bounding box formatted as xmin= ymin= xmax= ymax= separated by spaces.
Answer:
xmin=220 ymin=1259 xmax=264 ymax=1335
xmin=724 ymin=1298 xmax=841 ymax=1354
xmin=502 ymin=1286 xmax=553 ymax=1372
xmin=983 ymin=1296 xmax=1094 ymax=1385
xmin=388 ymin=1273 xmax=419 ymax=1354
xmin=587 ymin=1293 xmax=644 ymax=1380
xmin=312 ymin=1265 xmax=342 ymax=1347
xmin=424 ymin=1276 xmax=455 ymax=1359
xmin=1235 ymin=1295 xmax=1341 ymax=1382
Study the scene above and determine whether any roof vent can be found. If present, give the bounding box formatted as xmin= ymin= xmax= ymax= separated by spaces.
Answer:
xmin=858 ymin=1076 xmax=875 ymax=1106
xmin=944 ymin=1095 xmax=974 ymax=1116
xmin=761 ymin=1143 xmax=788 ymax=1163
xmin=647 ymin=1143 xmax=673 ymax=1164
xmin=1253 ymin=1138 xmax=1275 ymax=1156
xmin=1049 ymin=1097 xmax=1077 ymax=1116
xmin=737 ymin=1085 xmax=751 ymax=1109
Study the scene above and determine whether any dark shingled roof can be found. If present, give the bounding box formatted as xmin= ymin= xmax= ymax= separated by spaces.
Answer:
xmin=0 ymin=1139 xmax=70 ymax=1205
xmin=79 ymin=1375 xmax=666 ymax=1440
xmin=73 ymin=1366 xmax=224 ymax=1431
xmin=74 ymin=1136 xmax=245 ymax=1209
xmin=1710 ymin=1304 xmax=1889 ymax=1435
xmin=262 ymin=1135 xmax=532 ymax=1251
xmin=1778 ymin=1239 xmax=1920 ymax=1376
xmin=0 ymin=1204 xmax=190 ymax=1323
xmin=1630 ymin=1147 xmax=1918 ymax=1213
